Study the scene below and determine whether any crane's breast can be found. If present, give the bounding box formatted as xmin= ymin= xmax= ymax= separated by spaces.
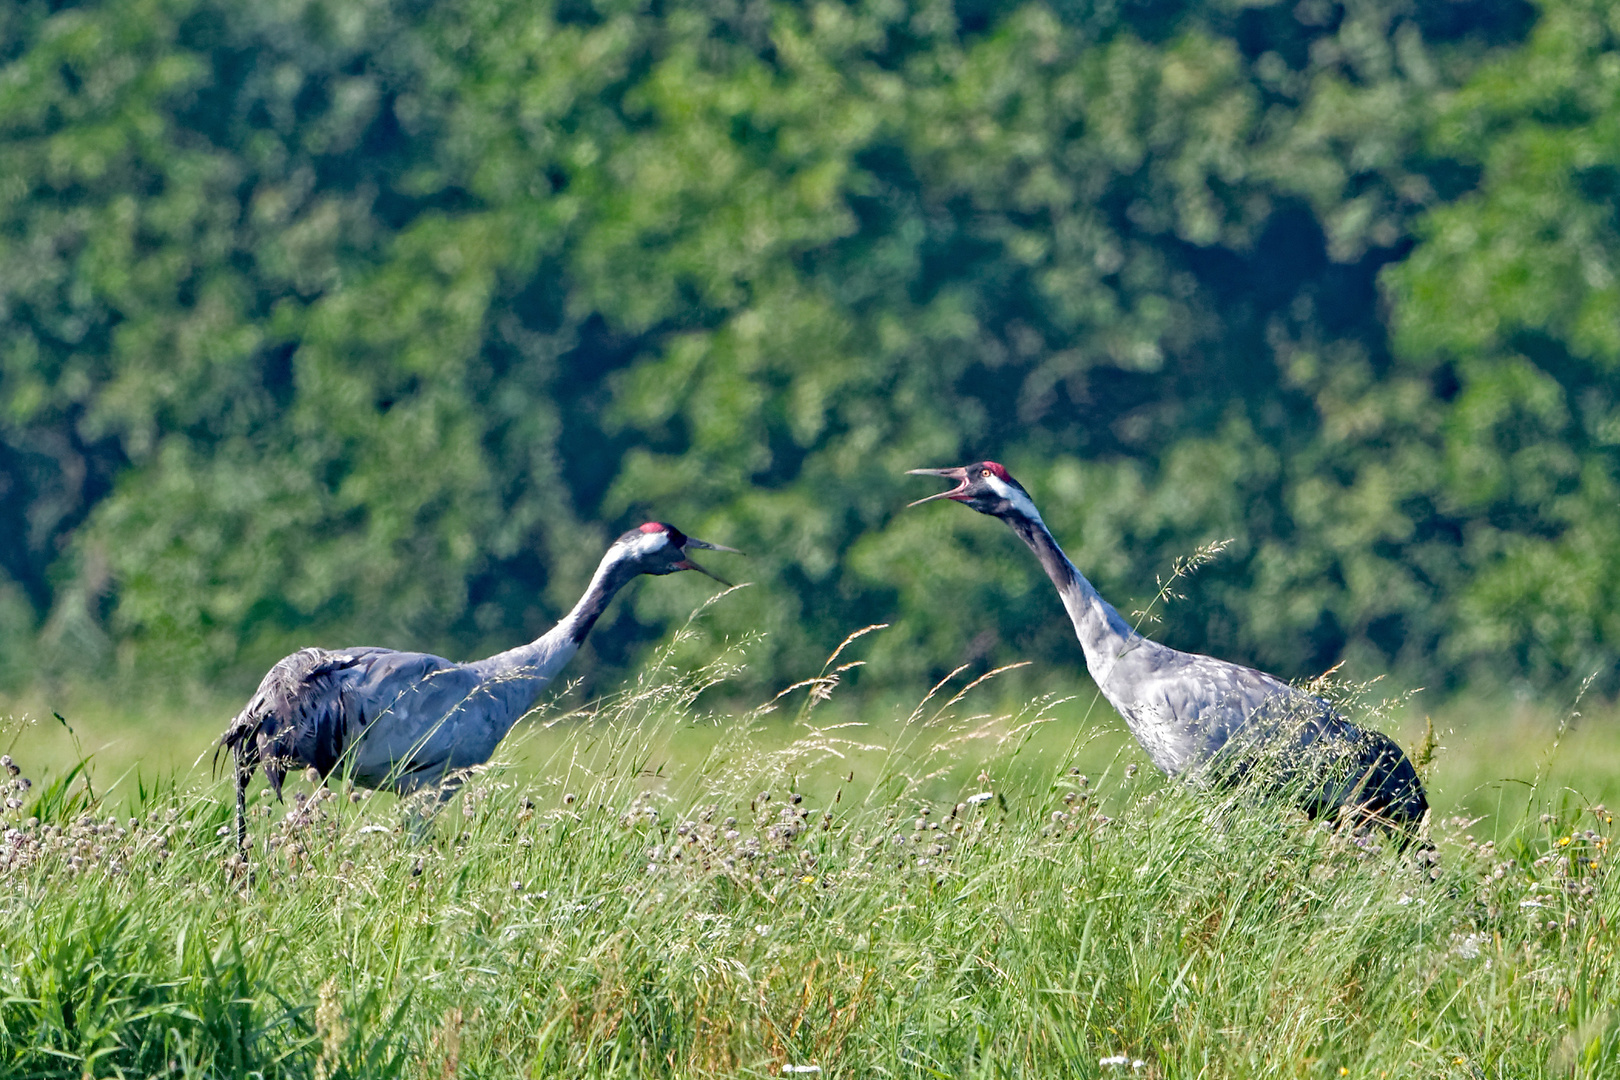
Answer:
xmin=1106 ymin=649 xmax=1298 ymax=775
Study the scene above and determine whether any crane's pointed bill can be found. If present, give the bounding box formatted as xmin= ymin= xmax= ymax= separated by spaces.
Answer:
xmin=905 ymin=466 xmax=969 ymax=506
xmin=684 ymin=537 xmax=742 ymax=554
xmin=673 ymin=558 xmax=733 ymax=587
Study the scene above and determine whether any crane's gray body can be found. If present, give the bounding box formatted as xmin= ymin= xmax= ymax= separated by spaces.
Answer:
xmin=919 ymin=466 xmax=1428 ymax=827
xmin=1084 ymin=616 xmax=1419 ymax=818
xmin=224 ymin=637 xmax=577 ymax=797
xmin=220 ymin=525 xmax=721 ymax=815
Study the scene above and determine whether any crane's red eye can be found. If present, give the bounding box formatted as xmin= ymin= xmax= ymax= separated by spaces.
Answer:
xmin=980 ymin=469 xmax=992 ymax=478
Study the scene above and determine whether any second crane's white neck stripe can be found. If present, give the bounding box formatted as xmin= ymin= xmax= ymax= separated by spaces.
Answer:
xmin=985 ymin=474 xmax=1045 ymax=526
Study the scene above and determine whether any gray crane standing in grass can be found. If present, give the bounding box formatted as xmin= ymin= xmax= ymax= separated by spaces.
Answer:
xmin=220 ymin=522 xmax=739 ymax=853
xmin=908 ymin=462 xmax=1429 ymax=833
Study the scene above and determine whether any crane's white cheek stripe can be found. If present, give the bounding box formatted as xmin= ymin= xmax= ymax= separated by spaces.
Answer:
xmin=611 ymin=531 xmax=670 ymax=564
xmin=986 ymin=475 xmax=1045 ymax=526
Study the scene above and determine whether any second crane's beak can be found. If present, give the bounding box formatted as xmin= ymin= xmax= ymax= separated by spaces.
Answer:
xmin=905 ymin=466 xmax=970 ymax=506
xmin=675 ymin=537 xmax=742 ymax=587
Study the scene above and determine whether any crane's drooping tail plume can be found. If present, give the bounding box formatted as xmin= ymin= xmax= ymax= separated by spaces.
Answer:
xmin=219 ymin=523 xmax=740 ymax=855
xmin=907 ymin=461 xmax=1428 ymax=837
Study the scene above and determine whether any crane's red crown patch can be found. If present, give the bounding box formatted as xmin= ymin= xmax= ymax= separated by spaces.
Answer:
xmin=981 ymin=461 xmax=1011 ymax=481
xmin=634 ymin=521 xmax=688 ymax=546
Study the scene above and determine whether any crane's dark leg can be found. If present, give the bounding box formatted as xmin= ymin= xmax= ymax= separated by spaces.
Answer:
xmin=234 ymin=753 xmax=250 ymax=859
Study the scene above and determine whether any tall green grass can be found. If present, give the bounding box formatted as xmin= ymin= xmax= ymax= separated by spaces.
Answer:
xmin=0 ymin=632 xmax=1616 ymax=1078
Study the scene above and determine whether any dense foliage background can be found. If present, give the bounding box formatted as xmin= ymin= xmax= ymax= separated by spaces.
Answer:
xmin=2 ymin=0 xmax=1616 ymax=702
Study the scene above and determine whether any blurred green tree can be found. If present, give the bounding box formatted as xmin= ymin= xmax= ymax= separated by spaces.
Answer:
xmin=12 ymin=0 xmax=1610 ymax=707
xmin=1385 ymin=0 xmax=1620 ymax=687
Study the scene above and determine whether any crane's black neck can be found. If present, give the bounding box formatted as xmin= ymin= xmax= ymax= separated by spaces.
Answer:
xmin=469 ymin=545 xmax=646 ymax=696
xmin=1006 ymin=513 xmax=1080 ymax=592
xmin=1001 ymin=509 xmax=1138 ymax=671
xmin=561 ymin=555 xmax=644 ymax=645
xmin=463 ymin=543 xmax=660 ymax=746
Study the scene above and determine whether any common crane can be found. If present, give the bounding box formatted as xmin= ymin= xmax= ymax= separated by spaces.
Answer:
xmin=908 ymin=462 xmax=1428 ymax=832
xmin=220 ymin=522 xmax=739 ymax=852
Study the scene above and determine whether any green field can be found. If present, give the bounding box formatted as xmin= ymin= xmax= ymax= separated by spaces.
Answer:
xmin=5 ymin=631 xmax=1619 ymax=840
xmin=2 ymin=637 xmax=1618 ymax=1078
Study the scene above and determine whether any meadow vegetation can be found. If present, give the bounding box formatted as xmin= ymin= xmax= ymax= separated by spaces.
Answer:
xmin=2 ymin=626 xmax=1617 ymax=1078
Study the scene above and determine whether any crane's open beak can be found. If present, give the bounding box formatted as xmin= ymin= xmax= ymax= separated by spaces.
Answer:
xmin=905 ymin=466 xmax=970 ymax=506
xmin=675 ymin=537 xmax=742 ymax=587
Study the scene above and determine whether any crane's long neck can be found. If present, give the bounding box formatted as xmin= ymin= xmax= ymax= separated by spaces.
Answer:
xmin=1003 ymin=510 xmax=1139 ymax=686
xmin=468 ymin=546 xmax=641 ymax=728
